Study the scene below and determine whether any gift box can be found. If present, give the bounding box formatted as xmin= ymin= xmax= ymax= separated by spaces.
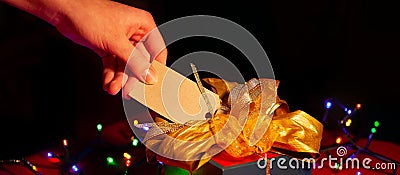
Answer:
xmin=132 ymin=74 xmax=323 ymax=175
xmin=158 ymin=151 xmax=312 ymax=175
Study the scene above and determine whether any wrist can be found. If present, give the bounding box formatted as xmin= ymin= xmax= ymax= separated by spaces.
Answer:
xmin=1 ymin=0 xmax=76 ymax=26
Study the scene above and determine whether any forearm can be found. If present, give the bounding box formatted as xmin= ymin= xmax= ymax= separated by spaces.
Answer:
xmin=1 ymin=0 xmax=76 ymax=26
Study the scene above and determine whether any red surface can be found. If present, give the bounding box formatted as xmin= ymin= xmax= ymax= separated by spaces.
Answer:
xmin=211 ymin=150 xmax=280 ymax=168
xmin=1 ymin=131 xmax=399 ymax=175
xmin=312 ymin=138 xmax=400 ymax=175
xmin=311 ymin=128 xmax=400 ymax=175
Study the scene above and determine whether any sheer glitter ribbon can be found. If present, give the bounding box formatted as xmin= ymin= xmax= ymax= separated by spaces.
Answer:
xmin=135 ymin=78 xmax=323 ymax=172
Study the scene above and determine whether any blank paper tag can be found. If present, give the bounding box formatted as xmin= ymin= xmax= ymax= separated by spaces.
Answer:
xmin=128 ymin=60 xmax=221 ymax=124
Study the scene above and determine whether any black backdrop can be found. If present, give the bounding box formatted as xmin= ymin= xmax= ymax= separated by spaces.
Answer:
xmin=1 ymin=0 xmax=399 ymax=158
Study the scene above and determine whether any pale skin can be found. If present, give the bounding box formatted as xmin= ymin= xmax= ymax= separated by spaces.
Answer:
xmin=1 ymin=0 xmax=168 ymax=99
xmin=1 ymin=0 xmax=167 ymax=145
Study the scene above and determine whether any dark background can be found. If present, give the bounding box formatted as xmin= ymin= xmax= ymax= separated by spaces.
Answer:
xmin=1 ymin=0 xmax=399 ymax=159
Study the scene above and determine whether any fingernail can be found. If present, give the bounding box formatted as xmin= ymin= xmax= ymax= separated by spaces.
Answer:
xmin=142 ymin=66 xmax=158 ymax=84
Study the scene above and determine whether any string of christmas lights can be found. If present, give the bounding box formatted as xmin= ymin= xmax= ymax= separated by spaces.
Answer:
xmin=319 ymin=98 xmax=399 ymax=175
xmin=0 ymin=123 xmax=146 ymax=175
xmin=2 ymin=99 xmax=399 ymax=175
xmin=0 ymin=158 xmax=41 ymax=175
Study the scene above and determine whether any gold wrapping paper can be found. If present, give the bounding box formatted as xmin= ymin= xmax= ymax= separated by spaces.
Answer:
xmin=137 ymin=78 xmax=323 ymax=172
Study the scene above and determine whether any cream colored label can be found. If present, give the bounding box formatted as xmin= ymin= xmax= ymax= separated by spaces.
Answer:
xmin=128 ymin=60 xmax=221 ymax=124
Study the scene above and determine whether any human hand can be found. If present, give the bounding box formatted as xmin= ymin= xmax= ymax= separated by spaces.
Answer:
xmin=52 ymin=0 xmax=167 ymax=97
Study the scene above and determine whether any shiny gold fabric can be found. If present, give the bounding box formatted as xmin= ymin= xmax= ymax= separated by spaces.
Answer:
xmin=138 ymin=78 xmax=323 ymax=172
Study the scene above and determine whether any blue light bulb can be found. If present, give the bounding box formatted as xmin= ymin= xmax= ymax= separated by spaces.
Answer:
xmin=347 ymin=109 xmax=352 ymax=115
xmin=71 ymin=165 xmax=79 ymax=172
xmin=47 ymin=152 xmax=53 ymax=158
xmin=325 ymin=101 xmax=332 ymax=109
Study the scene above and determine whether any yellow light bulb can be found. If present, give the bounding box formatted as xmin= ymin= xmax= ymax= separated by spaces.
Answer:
xmin=123 ymin=152 xmax=132 ymax=160
xmin=336 ymin=137 xmax=342 ymax=144
xmin=345 ymin=119 xmax=352 ymax=127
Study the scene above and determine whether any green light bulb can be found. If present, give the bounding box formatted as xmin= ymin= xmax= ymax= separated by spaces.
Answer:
xmin=107 ymin=157 xmax=114 ymax=164
xmin=97 ymin=124 xmax=103 ymax=132
xmin=371 ymin=128 xmax=376 ymax=134
xmin=334 ymin=163 xmax=339 ymax=169
xmin=132 ymin=139 xmax=139 ymax=146
xmin=374 ymin=121 xmax=380 ymax=128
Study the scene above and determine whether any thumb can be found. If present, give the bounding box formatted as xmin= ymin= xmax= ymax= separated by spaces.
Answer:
xmin=111 ymin=39 xmax=158 ymax=84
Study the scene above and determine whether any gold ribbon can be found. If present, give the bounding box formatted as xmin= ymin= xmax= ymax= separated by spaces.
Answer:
xmin=137 ymin=78 xmax=323 ymax=172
